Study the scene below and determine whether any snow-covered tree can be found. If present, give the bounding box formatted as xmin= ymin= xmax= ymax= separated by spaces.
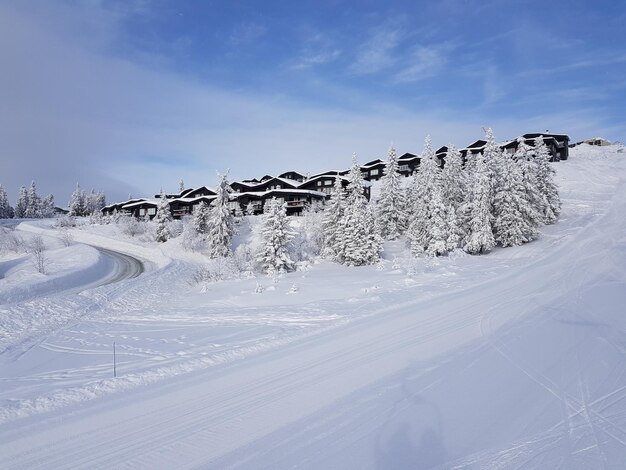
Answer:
xmin=376 ymin=145 xmax=407 ymax=240
xmin=492 ymin=154 xmax=539 ymax=247
xmin=24 ymin=181 xmax=42 ymax=218
xmin=41 ymin=194 xmax=55 ymax=218
xmin=154 ymin=192 xmax=172 ymax=243
xmin=68 ymin=183 xmax=87 ymax=217
xmin=464 ymin=151 xmax=495 ymax=254
xmin=245 ymin=201 xmax=256 ymax=216
xmin=533 ymin=137 xmax=561 ymax=224
xmin=178 ymin=179 xmax=185 ymax=193
xmin=406 ymin=136 xmax=442 ymax=255
xmin=441 ymin=144 xmax=466 ymax=211
xmin=340 ymin=154 xmax=381 ymax=266
xmin=514 ymin=138 xmax=544 ymax=229
xmin=206 ymin=174 xmax=235 ymax=258
xmin=257 ymin=197 xmax=294 ymax=273
xmin=85 ymin=190 xmax=106 ymax=216
xmin=322 ymin=177 xmax=346 ymax=262
xmin=0 ymin=185 xmax=13 ymax=219
xmin=426 ymin=187 xmax=450 ymax=256
xmin=14 ymin=185 xmax=29 ymax=218
xmin=192 ymin=201 xmax=210 ymax=235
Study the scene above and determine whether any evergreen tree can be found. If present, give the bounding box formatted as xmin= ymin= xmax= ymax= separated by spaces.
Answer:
xmin=257 ymin=197 xmax=294 ymax=273
xmin=206 ymin=174 xmax=234 ymax=258
xmin=441 ymin=144 xmax=466 ymax=211
xmin=493 ymin=151 xmax=539 ymax=247
xmin=406 ymin=135 xmax=442 ymax=255
xmin=25 ymin=181 xmax=42 ymax=218
xmin=425 ymin=187 xmax=448 ymax=256
xmin=192 ymin=201 xmax=211 ymax=235
xmin=341 ymin=154 xmax=381 ymax=266
xmin=464 ymin=151 xmax=495 ymax=254
xmin=445 ymin=203 xmax=461 ymax=252
xmin=69 ymin=183 xmax=86 ymax=217
xmin=0 ymin=185 xmax=13 ymax=219
xmin=41 ymin=194 xmax=55 ymax=218
xmin=514 ymin=138 xmax=544 ymax=229
xmin=154 ymin=192 xmax=172 ymax=242
xmin=245 ymin=201 xmax=256 ymax=216
xmin=533 ymin=137 xmax=561 ymax=224
xmin=179 ymin=179 xmax=185 ymax=193
xmin=375 ymin=145 xmax=407 ymax=240
xmin=15 ymin=185 xmax=29 ymax=218
xmin=321 ymin=177 xmax=346 ymax=262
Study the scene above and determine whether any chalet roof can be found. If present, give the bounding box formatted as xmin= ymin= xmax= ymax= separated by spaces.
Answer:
xmin=362 ymin=159 xmax=384 ymax=168
xmin=170 ymin=195 xmax=216 ymax=204
xmin=278 ymin=171 xmax=305 ymax=179
xmin=234 ymin=188 xmax=326 ymax=199
xmin=436 ymin=146 xmax=449 ymax=154
xmin=466 ymin=139 xmax=487 ymax=149
xmin=260 ymin=174 xmax=274 ymax=182
xmin=102 ymin=198 xmax=146 ymax=210
xmin=522 ymin=132 xmax=570 ymax=141
xmin=301 ymin=174 xmax=349 ymax=185
xmin=122 ymin=199 xmax=158 ymax=209
xmin=398 ymin=152 xmax=419 ymax=161
xmin=309 ymin=169 xmax=349 ymax=178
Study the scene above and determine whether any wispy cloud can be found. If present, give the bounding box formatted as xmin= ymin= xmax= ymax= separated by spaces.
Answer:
xmin=394 ymin=44 xmax=454 ymax=83
xmin=290 ymin=32 xmax=341 ymax=70
xmin=349 ymin=24 xmax=404 ymax=75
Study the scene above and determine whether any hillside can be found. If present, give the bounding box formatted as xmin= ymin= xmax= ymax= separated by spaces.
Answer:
xmin=0 ymin=143 xmax=625 ymax=469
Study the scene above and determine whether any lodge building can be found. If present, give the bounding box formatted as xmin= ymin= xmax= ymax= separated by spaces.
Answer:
xmin=101 ymin=132 xmax=569 ymax=219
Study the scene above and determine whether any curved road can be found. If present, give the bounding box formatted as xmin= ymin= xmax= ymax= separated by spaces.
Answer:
xmin=91 ymin=246 xmax=144 ymax=286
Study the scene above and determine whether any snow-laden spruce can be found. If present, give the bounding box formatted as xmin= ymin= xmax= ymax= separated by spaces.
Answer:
xmin=0 ymin=185 xmax=13 ymax=219
xmin=192 ymin=201 xmax=210 ymax=235
xmin=340 ymin=154 xmax=381 ymax=266
xmin=407 ymin=136 xmax=442 ymax=255
xmin=257 ymin=197 xmax=295 ymax=273
xmin=154 ymin=192 xmax=172 ymax=243
xmin=206 ymin=174 xmax=235 ymax=258
xmin=533 ymin=137 xmax=561 ymax=224
xmin=15 ymin=186 xmax=29 ymax=218
xmin=464 ymin=146 xmax=496 ymax=254
xmin=321 ymin=177 xmax=346 ymax=262
xmin=375 ymin=145 xmax=407 ymax=240
xmin=25 ymin=181 xmax=42 ymax=218
xmin=440 ymin=144 xmax=466 ymax=211
xmin=68 ymin=183 xmax=87 ymax=217
xmin=493 ymin=148 xmax=539 ymax=247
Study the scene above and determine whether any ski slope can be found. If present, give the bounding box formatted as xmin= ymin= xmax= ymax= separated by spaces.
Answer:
xmin=0 ymin=144 xmax=625 ymax=469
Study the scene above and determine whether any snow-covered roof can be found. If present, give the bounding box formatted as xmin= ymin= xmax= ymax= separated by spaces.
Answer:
xmin=122 ymin=199 xmax=158 ymax=209
xmin=169 ymin=195 xmax=216 ymax=204
xmin=234 ymin=189 xmax=327 ymax=199
xmin=103 ymin=198 xmax=146 ymax=210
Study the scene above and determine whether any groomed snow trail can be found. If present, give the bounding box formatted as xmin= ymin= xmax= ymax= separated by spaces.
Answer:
xmin=0 ymin=146 xmax=625 ymax=469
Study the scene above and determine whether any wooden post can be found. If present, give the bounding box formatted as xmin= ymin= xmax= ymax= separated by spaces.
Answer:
xmin=113 ymin=341 xmax=117 ymax=378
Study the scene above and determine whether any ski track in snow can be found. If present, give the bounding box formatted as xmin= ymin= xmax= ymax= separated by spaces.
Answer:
xmin=0 ymin=145 xmax=625 ymax=468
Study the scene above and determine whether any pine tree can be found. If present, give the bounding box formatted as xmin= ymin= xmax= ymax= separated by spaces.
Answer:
xmin=514 ymin=138 xmax=544 ymax=229
xmin=464 ymin=151 xmax=495 ymax=254
xmin=41 ymin=194 xmax=55 ymax=218
xmin=257 ymin=197 xmax=294 ymax=273
xmin=15 ymin=185 xmax=29 ymax=218
xmin=179 ymin=179 xmax=185 ymax=193
xmin=406 ymin=135 xmax=442 ymax=255
xmin=321 ymin=177 xmax=346 ymax=262
xmin=441 ymin=144 xmax=466 ymax=211
xmin=425 ymin=187 xmax=448 ymax=256
xmin=192 ymin=201 xmax=211 ymax=235
xmin=0 ymin=185 xmax=13 ymax=219
xmin=206 ymin=174 xmax=234 ymax=258
xmin=154 ymin=192 xmax=172 ymax=242
xmin=533 ymin=137 xmax=561 ymax=224
xmin=69 ymin=183 xmax=86 ymax=217
xmin=341 ymin=154 xmax=381 ymax=266
xmin=493 ymin=151 xmax=539 ymax=247
xmin=376 ymin=145 xmax=407 ymax=240
xmin=24 ymin=181 xmax=42 ymax=218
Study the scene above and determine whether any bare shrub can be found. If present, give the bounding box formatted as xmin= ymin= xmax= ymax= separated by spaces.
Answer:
xmin=28 ymin=235 xmax=47 ymax=274
xmin=55 ymin=214 xmax=76 ymax=228
xmin=120 ymin=216 xmax=145 ymax=238
xmin=0 ymin=228 xmax=25 ymax=253
xmin=59 ymin=230 xmax=74 ymax=247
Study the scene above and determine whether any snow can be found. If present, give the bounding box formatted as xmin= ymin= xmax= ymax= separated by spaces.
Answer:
xmin=0 ymin=144 xmax=625 ymax=468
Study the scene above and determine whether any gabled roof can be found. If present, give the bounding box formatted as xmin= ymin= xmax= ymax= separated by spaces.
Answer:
xmin=122 ymin=199 xmax=158 ymax=209
xmin=278 ymin=171 xmax=306 ymax=179
xmin=362 ymin=159 xmax=384 ymax=167
xmin=436 ymin=146 xmax=449 ymax=154
xmin=103 ymin=198 xmax=146 ymax=210
xmin=466 ymin=139 xmax=487 ymax=149
xmin=180 ymin=186 xmax=216 ymax=197
xmin=398 ymin=152 xmax=419 ymax=161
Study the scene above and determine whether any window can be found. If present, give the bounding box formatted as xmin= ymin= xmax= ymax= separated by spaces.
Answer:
xmin=323 ymin=179 xmax=333 ymax=186
xmin=399 ymin=165 xmax=409 ymax=172
xmin=317 ymin=180 xmax=322 ymax=186
xmin=139 ymin=208 xmax=146 ymax=216
xmin=147 ymin=208 xmax=156 ymax=215
xmin=370 ymin=169 xmax=380 ymax=176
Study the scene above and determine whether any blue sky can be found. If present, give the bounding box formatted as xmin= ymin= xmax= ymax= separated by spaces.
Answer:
xmin=0 ymin=0 xmax=624 ymax=203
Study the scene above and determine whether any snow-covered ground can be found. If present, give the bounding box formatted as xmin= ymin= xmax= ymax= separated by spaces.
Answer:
xmin=0 ymin=144 xmax=625 ymax=469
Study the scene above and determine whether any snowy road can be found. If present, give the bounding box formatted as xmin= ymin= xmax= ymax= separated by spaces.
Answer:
xmin=0 ymin=147 xmax=625 ymax=469
xmin=92 ymin=246 xmax=144 ymax=286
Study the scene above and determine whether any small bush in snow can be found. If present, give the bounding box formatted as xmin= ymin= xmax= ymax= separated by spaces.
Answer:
xmin=59 ymin=229 xmax=74 ymax=247
xmin=190 ymin=257 xmax=240 ymax=286
xmin=55 ymin=214 xmax=76 ymax=228
xmin=28 ymin=235 xmax=47 ymax=274
xmin=0 ymin=228 xmax=25 ymax=253
xmin=120 ymin=215 xmax=146 ymax=238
